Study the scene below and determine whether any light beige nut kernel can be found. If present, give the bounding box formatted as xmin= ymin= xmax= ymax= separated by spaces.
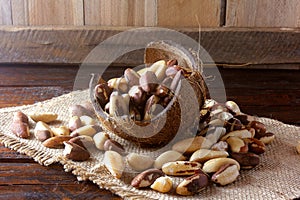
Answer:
xmin=109 ymin=93 xmax=129 ymax=117
xmin=42 ymin=136 xmax=73 ymax=149
xmin=107 ymin=77 xmax=128 ymax=93
xmin=259 ymin=132 xmax=275 ymax=145
xmin=221 ymin=129 xmax=252 ymax=141
xmin=211 ymin=141 xmax=228 ymax=151
xmin=34 ymin=121 xmax=54 ymax=141
xmin=127 ymin=153 xmax=154 ymax=171
xmin=150 ymin=176 xmax=173 ymax=193
xmin=52 ymin=126 xmax=70 ymax=136
xmin=211 ymin=164 xmax=239 ymax=186
xmin=148 ymin=60 xmax=167 ymax=81
xmin=103 ymin=151 xmax=124 ymax=179
xmin=63 ymin=141 xmax=90 ymax=161
xmin=202 ymin=158 xmax=240 ymax=173
xmin=69 ymin=104 xmax=94 ymax=117
xmin=190 ymin=149 xmax=229 ymax=163
xmin=154 ymin=150 xmax=186 ymax=169
xmin=172 ymin=136 xmax=207 ymax=154
xmin=93 ymin=131 xmax=109 ymax=150
xmin=162 ymin=161 xmax=201 ymax=176
xmin=68 ymin=116 xmax=83 ymax=132
xmin=29 ymin=112 xmax=58 ymax=123
xmin=70 ymin=125 xmax=97 ymax=137
xmin=227 ymin=136 xmax=248 ymax=153
xmin=225 ymin=101 xmax=241 ymax=115
xmin=79 ymin=115 xmax=96 ymax=126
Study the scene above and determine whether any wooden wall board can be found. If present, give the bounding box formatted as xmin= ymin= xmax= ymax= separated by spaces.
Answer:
xmin=84 ymin=0 xmax=156 ymax=26
xmin=0 ymin=0 xmax=12 ymax=25
xmin=226 ymin=0 xmax=300 ymax=28
xmin=11 ymin=0 xmax=84 ymax=26
xmin=0 ymin=26 xmax=299 ymax=66
xmin=157 ymin=0 xmax=222 ymax=27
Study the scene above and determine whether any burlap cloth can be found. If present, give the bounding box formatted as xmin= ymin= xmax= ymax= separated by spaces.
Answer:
xmin=0 ymin=90 xmax=299 ymax=200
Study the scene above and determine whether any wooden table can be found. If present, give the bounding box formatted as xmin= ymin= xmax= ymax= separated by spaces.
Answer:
xmin=0 ymin=64 xmax=299 ymax=199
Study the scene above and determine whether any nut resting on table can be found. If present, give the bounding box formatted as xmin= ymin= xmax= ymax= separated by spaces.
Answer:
xmin=10 ymin=59 xmax=277 ymax=197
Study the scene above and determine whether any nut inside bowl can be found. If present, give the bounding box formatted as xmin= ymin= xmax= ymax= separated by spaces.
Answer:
xmin=90 ymin=40 xmax=209 ymax=148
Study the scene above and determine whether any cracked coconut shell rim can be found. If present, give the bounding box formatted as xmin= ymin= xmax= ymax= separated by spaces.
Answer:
xmin=90 ymin=40 xmax=210 ymax=148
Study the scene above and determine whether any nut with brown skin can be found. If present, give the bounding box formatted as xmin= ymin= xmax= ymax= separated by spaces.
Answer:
xmin=13 ymin=111 xmax=29 ymax=124
xmin=63 ymin=141 xmax=90 ymax=161
xmin=162 ymin=161 xmax=201 ymax=176
xmin=68 ymin=116 xmax=83 ymax=132
xmin=227 ymin=136 xmax=248 ymax=153
xmin=154 ymin=150 xmax=186 ymax=169
xmin=128 ymin=85 xmax=147 ymax=106
xmin=259 ymin=132 xmax=275 ymax=145
xmin=109 ymin=93 xmax=129 ymax=117
xmin=225 ymin=101 xmax=241 ymax=115
xmin=124 ymin=68 xmax=140 ymax=87
xmin=34 ymin=121 xmax=54 ymax=141
xmin=296 ymin=141 xmax=300 ymax=154
xmin=11 ymin=121 xmax=30 ymax=139
xmin=176 ymin=171 xmax=209 ymax=196
xmin=166 ymin=59 xmax=178 ymax=66
xmin=69 ymin=135 xmax=95 ymax=150
xmin=52 ymin=126 xmax=70 ymax=136
xmin=139 ymin=71 xmax=159 ymax=93
xmin=69 ymin=104 xmax=94 ymax=117
xmin=94 ymin=82 xmax=113 ymax=108
xmin=104 ymin=150 xmax=124 ymax=179
xmin=107 ymin=77 xmax=128 ymax=93
xmin=244 ymin=138 xmax=266 ymax=154
xmin=190 ymin=149 xmax=229 ymax=163
xmin=103 ymin=139 xmax=125 ymax=155
xmin=211 ymin=164 xmax=240 ymax=186
xmin=211 ymin=141 xmax=228 ymax=151
xmin=150 ymin=176 xmax=173 ymax=193
xmin=42 ymin=136 xmax=73 ymax=149
xmin=70 ymin=125 xmax=98 ymax=137
xmin=249 ymin=121 xmax=267 ymax=139
xmin=202 ymin=158 xmax=240 ymax=174
xmin=93 ymin=131 xmax=109 ymax=150
xmin=11 ymin=111 xmax=30 ymax=139
xmin=143 ymin=95 xmax=164 ymax=121
xmin=230 ymin=152 xmax=260 ymax=169
xmin=148 ymin=60 xmax=167 ymax=82
xmin=29 ymin=112 xmax=58 ymax=123
xmin=131 ymin=168 xmax=164 ymax=188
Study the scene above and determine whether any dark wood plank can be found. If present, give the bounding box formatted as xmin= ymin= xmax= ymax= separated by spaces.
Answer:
xmin=0 ymin=26 xmax=300 ymax=65
xmin=0 ymin=184 xmax=119 ymax=200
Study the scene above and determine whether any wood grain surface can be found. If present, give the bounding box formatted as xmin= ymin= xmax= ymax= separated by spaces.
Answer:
xmin=0 ymin=64 xmax=299 ymax=199
xmin=226 ymin=0 xmax=300 ymax=28
xmin=0 ymin=26 xmax=300 ymax=66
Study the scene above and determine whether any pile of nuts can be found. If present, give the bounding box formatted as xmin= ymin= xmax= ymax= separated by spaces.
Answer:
xmin=10 ymin=59 xmax=280 ymax=196
xmin=94 ymin=59 xmax=191 ymax=121
xmin=125 ymin=99 xmax=276 ymax=195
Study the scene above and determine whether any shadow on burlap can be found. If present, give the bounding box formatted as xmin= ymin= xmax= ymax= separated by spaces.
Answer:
xmin=0 ymin=90 xmax=299 ymax=200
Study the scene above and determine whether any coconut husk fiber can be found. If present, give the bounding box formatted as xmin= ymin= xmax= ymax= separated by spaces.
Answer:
xmin=0 ymin=89 xmax=299 ymax=200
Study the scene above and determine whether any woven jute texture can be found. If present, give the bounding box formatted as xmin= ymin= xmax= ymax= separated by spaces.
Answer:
xmin=0 ymin=90 xmax=299 ymax=200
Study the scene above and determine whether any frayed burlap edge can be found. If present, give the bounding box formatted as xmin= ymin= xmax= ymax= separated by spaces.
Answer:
xmin=0 ymin=90 xmax=299 ymax=200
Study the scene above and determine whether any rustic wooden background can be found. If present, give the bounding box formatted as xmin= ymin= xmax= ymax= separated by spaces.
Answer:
xmin=0 ymin=0 xmax=299 ymax=66
xmin=1 ymin=0 xmax=300 ymax=27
